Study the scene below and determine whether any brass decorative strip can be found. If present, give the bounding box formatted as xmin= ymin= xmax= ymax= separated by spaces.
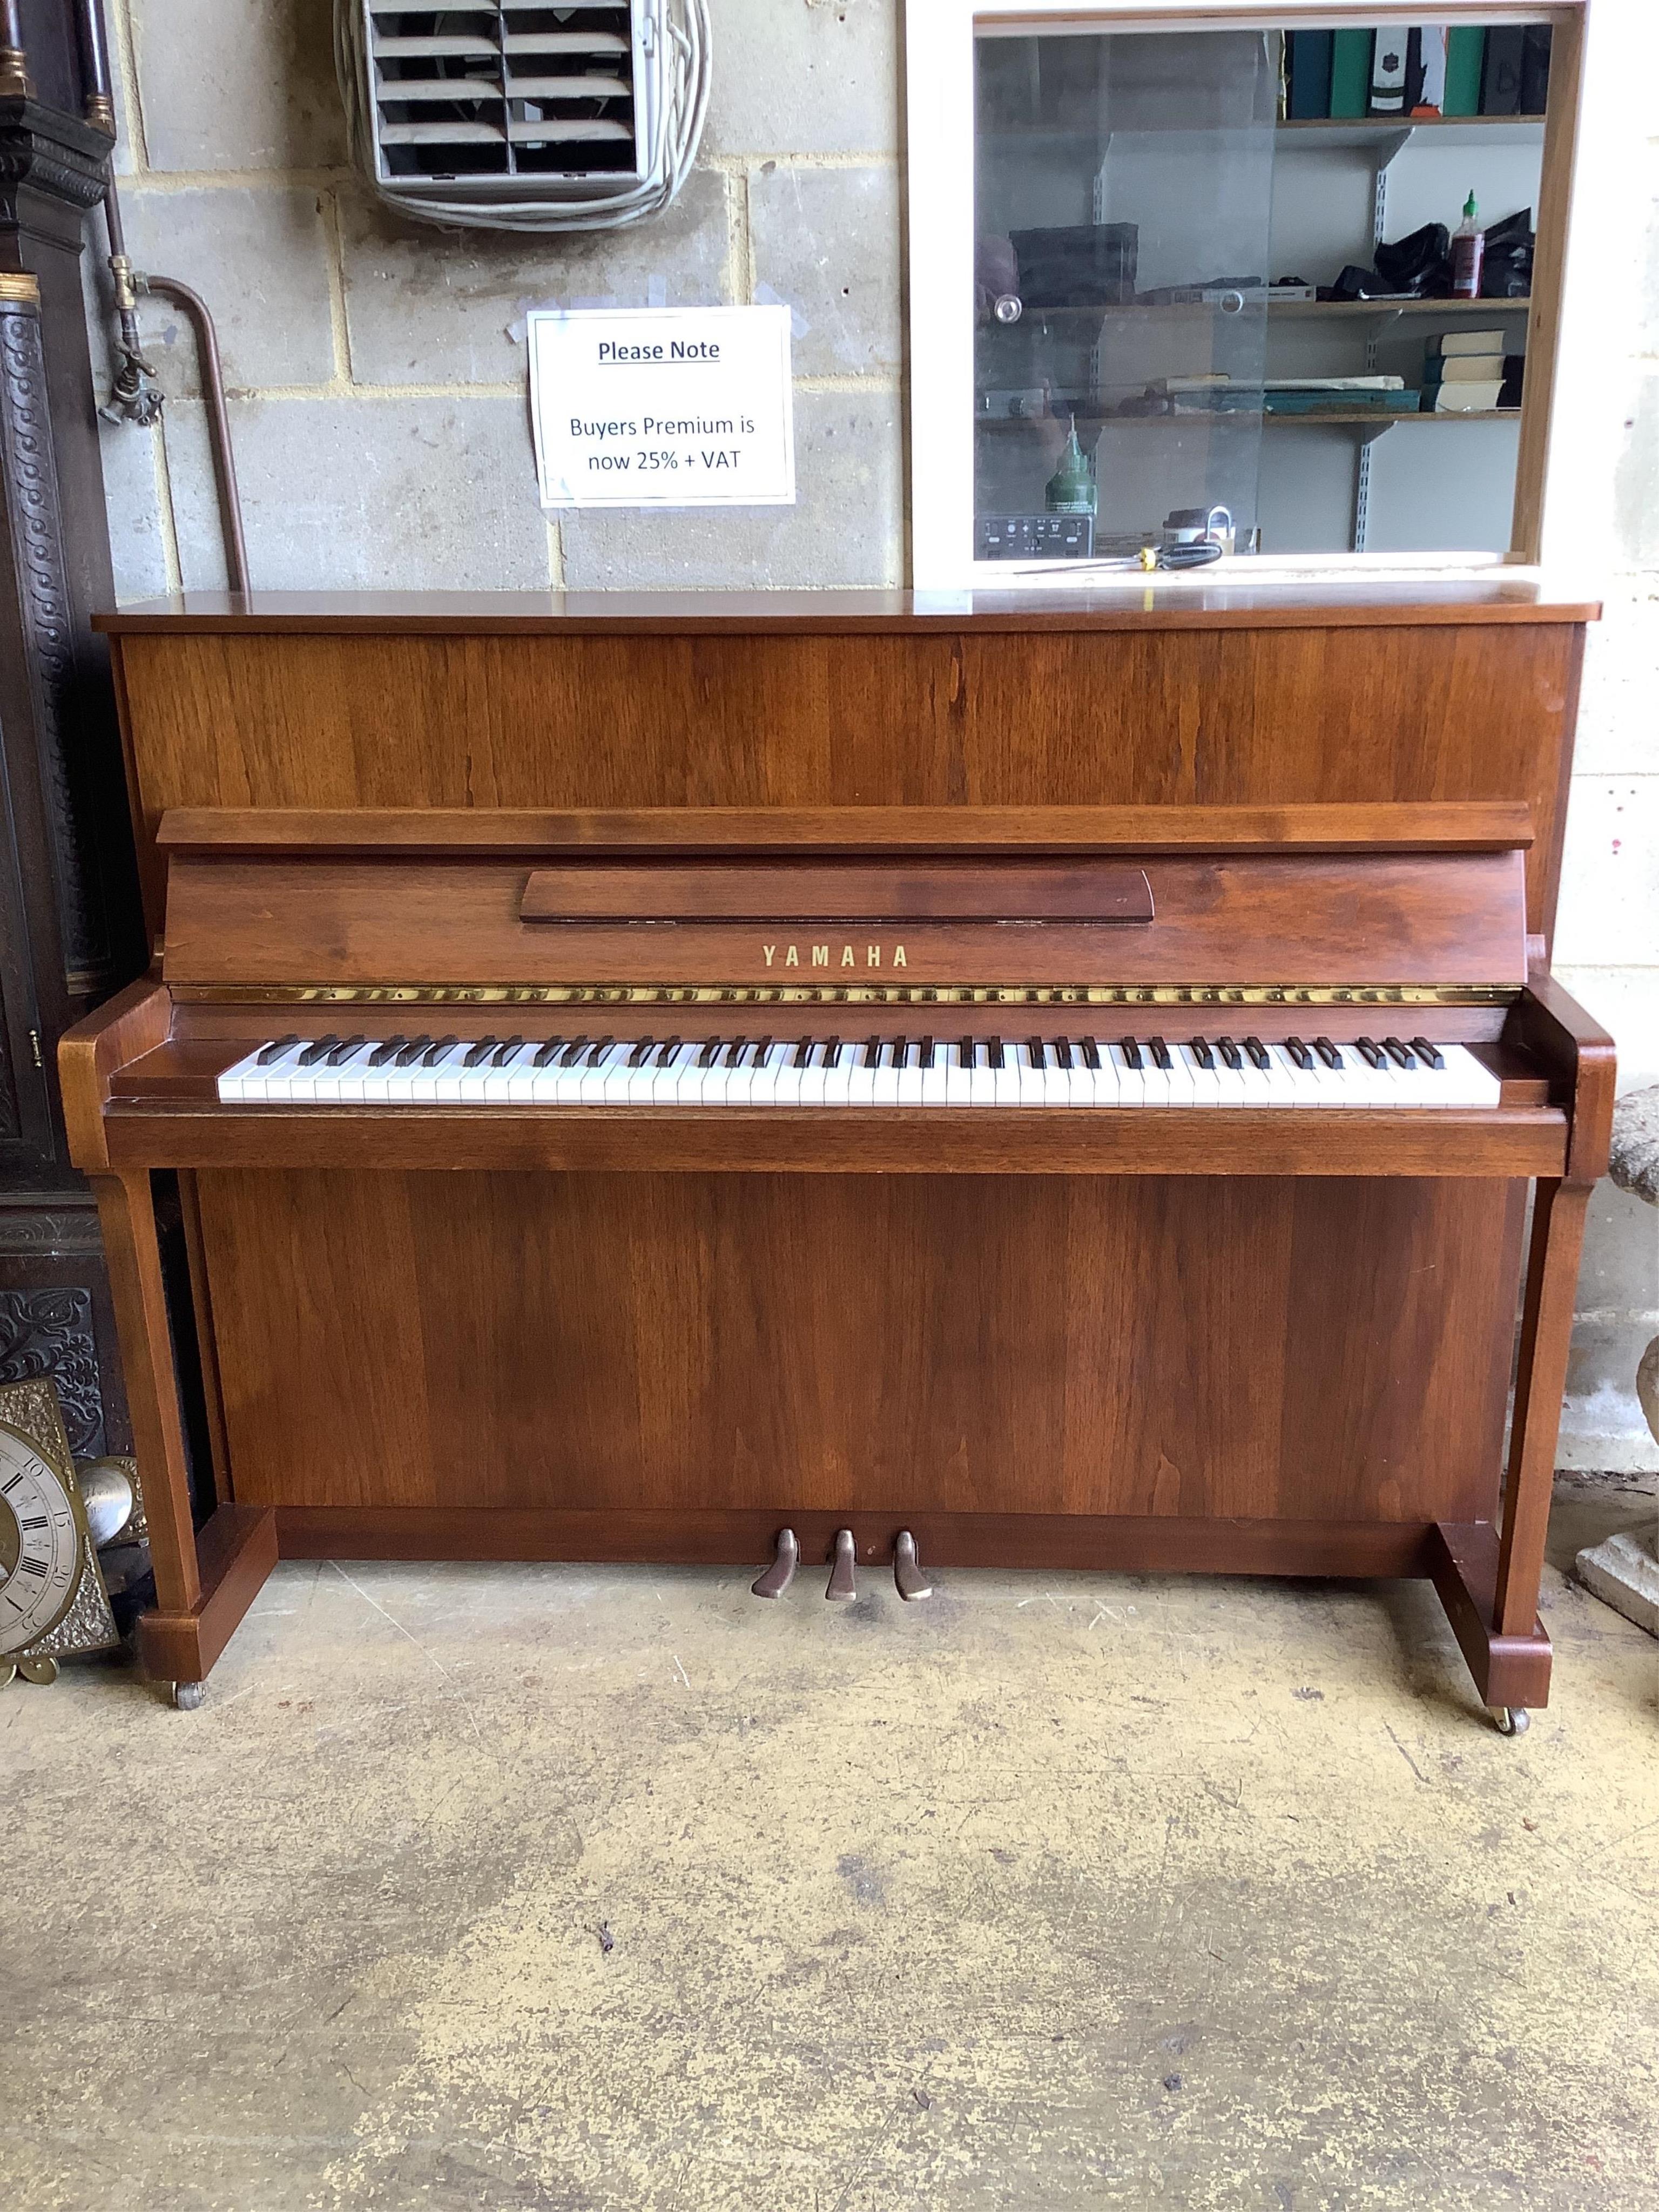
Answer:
xmin=176 ymin=981 xmax=1522 ymax=1009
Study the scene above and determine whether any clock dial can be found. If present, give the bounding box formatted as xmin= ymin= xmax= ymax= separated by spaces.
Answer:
xmin=0 ymin=1426 xmax=83 ymax=1655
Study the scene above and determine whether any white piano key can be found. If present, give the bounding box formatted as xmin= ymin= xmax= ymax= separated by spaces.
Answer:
xmin=820 ymin=1043 xmax=855 ymax=1108
xmin=1112 ymin=1042 xmax=1148 ymax=1109
xmin=869 ymin=1043 xmax=903 ymax=1109
xmin=310 ymin=1038 xmax=372 ymax=1104
xmin=919 ymin=1045 xmax=949 ymax=1107
xmin=944 ymin=1041 xmax=973 ymax=1107
xmin=1138 ymin=1043 xmax=1176 ymax=1109
xmin=1177 ymin=1044 xmax=1219 ymax=1107
xmin=217 ymin=1043 xmax=274 ymax=1103
xmin=795 ymin=1041 xmax=832 ymax=1109
xmin=989 ymin=1043 xmax=1022 ymax=1109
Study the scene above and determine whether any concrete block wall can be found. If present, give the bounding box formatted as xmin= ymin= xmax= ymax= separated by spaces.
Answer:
xmin=92 ymin=0 xmax=1656 ymax=1464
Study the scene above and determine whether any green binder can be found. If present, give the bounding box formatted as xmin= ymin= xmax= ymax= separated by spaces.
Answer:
xmin=1329 ymin=29 xmax=1374 ymax=119
xmin=1444 ymin=28 xmax=1486 ymax=117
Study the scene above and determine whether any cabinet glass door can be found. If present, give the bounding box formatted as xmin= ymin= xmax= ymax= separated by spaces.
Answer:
xmin=974 ymin=28 xmax=1277 ymax=569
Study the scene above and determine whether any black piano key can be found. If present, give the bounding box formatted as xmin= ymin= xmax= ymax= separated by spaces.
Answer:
xmin=422 ymin=1035 xmax=458 ymax=1067
xmin=1055 ymin=1038 xmax=1074 ymax=1070
xmin=585 ymin=1038 xmax=615 ymax=1067
xmin=891 ymin=1038 xmax=909 ymax=1070
xmin=1244 ymin=1036 xmax=1270 ymax=1071
xmin=1411 ymin=1035 xmax=1446 ymax=1070
xmin=1355 ymin=1036 xmax=1386 ymax=1070
xmin=864 ymin=1037 xmax=882 ymax=1069
xmin=534 ymin=1037 xmax=569 ymax=1068
xmin=368 ymin=1035 xmax=409 ymax=1068
xmin=1285 ymin=1036 xmax=1314 ymax=1071
xmin=559 ymin=1036 xmax=591 ymax=1069
xmin=1191 ymin=1037 xmax=1214 ymax=1069
xmin=824 ymin=1038 xmax=844 ymax=1068
xmin=724 ymin=1037 xmax=748 ymax=1068
xmin=751 ymin=1036 xmax=774 ymax=1066
xmin=463 ymin=1036 xmax=500 ymax=1069
xmin=987 ymin=1038 xmax=1005 ymax=1070
xmin=791 ymin=1037 xmax=814 ymax=1069
xmin=957 ymin=1037 xmax=976 ymax=1070
xmin=705 ymin=1039 xmax=729 ymax=1069
xmin=297 ymin=1034 xmax=342 ymax=1068
xmin=1381 ymin=1036 xmax=1415 ymax=1068
xmin=919 ymin=1037 xmax=935 ymax=1069
xmin=494 ymin=1035 xmax=526 ymax=1067
xmin=1217 ymin=1036 xmax=1243 ymax=1071
xmin=1027 ymin=1038 xmax=1046 ymax=1069
xmin=1081 ymin=1037 xmax=1101 ymax=1070
xmin=1120 ymin=1036 xmax=1144 ymax=1070
xmin=1314 ymin=1037 xmax=1344 ymax=1070
xmin=1149 ymin=1036 xmax=1172 ymax=1070
xmin=655 ymin=1037 xmax=682 ymax=1068
xmin=325 ymin=1034 xmax=367 ymax=1066
xmin=396 ymin=1035 xmax=434 ymax=1068
xmin=257 ymin=1032 xmax=300 ymax=1067
xmin=626 ymin=1039 xmax=655 ymax=1068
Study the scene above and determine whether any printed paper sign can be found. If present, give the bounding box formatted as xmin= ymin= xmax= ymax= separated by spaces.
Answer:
xmin=528 ymin=305 xmax=795 ymax=508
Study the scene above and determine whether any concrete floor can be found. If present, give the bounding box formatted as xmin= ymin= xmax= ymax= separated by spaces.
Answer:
xmin=5 ymin=1476 xmax=1657 ymax=2212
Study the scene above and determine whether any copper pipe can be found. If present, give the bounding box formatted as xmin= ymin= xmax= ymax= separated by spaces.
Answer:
xmin=138 ymin=274 xmax=249 ymax=596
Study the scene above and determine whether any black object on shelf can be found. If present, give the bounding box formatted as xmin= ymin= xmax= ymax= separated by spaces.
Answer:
xmin=976 ymin=514 xmax=1095 ymax=561
xmin=1520 ymin=26 xmax=1553 ymax=117
xmin=1481 ymin=26 xmax=1526 ymax=114
xmin=1481 ymin=208 xmax=1535 ymax=300
xmin=1008 ymin=225 xmax=1139 ymax=309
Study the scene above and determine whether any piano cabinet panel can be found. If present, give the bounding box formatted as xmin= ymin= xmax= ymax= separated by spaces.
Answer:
xmin=112 ymin=621 xmax=1584 ymax=941
xmin=188 ymin=1168 xmax=1522 ymax=1531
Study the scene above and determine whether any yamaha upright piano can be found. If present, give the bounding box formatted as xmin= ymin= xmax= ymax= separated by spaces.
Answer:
xmin=66 ymin=587 xmax=1613 ymax=1725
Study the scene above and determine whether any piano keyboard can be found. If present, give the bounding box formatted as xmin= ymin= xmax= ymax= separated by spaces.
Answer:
xmin=219 ymin=1032 xmax=1503 ymax=1109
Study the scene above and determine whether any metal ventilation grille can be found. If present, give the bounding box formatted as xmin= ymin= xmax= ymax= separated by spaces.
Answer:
xmin=365 ymin=4 xmax=650 ymax=190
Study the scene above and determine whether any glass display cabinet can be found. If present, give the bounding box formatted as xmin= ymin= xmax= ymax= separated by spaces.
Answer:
xmin=909 ymin=5 xmax=1578 ymax=586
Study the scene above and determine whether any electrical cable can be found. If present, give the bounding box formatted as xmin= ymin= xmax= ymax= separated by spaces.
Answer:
xmin=334 ymin=0 xmax=711 ymax=234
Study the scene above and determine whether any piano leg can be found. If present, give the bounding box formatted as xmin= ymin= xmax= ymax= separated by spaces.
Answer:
xmin=92 ymin=1166 xmax=279 ymax=1697
xmin=1428 ymin=1174 xmax=1591 ymax=1728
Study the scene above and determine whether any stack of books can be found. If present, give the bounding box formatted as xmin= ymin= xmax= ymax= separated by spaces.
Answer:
xmin=1283 ymin=27 xmax=1550 ymax=120
xmin=1420 ymin=333 xmax=1525 ymax=414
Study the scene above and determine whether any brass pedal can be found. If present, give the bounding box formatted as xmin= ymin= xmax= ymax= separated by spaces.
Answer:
xmin=826 ymin=1527 xmax=858 ymax=1601
xmin=751 ymin=1528 xmax=799 ymax=1599
xmin=894 ymin=1529 xmax=933 ymax=1601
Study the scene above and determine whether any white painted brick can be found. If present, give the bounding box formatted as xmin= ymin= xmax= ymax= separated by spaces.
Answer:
xmin=704 ymin=0 xmax=899 ymax=158
xmin=1612 ymin=369 xmax=1659 ymax=567
xmin=97 ymin=418 xmax=172 ymax=603
xmin=1560 ymin=1319 xmax=1659 ymax=1474
xmin=750 ymin=163 xmax=900 ymax=378
xmin=130 ymin=0 xmax=348 ymax=173
xmin=1554 ymin=966 xmax=1659 ymax=1095
xmin=165 ymin=395 xmax=551 ymax=591
xmin=558 ymin=385 xmax=901 ymax=588
xmin=117 ymin=186 xmax=336 ymax=397
xmin=1571 ymin=582 xmax=1659 ymax=775
xmin=1554 ymin=777 xmax=1659 ymax=967
xmin=1578 ymin=1184 xmax=1659 ymax=1320
xmin=338 ymin=172 xmax=730 ymax=388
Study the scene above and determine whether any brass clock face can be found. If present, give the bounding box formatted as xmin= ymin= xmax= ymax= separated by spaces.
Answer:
xmin=0 ymin=1423 xmax=84 ymax=1655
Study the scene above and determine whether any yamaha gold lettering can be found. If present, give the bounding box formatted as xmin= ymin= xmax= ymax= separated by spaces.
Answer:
xmin=763 ymin=942 xmax=908 ymax=970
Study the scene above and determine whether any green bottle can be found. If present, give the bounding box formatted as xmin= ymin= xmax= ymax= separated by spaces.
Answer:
xmin=1044 ymin=417 xmax=1097 ymax=516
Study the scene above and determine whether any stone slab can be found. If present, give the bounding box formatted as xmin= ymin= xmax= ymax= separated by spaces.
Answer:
xmin=1572 ymin=583 xmax=1659 ymax=775
xmin=1554 ymin=775 xmax=1659 ymax=967
xmin=116 ymin=185 xmax=336 ymax=398
xmin=704 ymin=0 xmax=900 ymax=158
xmin=1560 ymin=1316 xmax=1659 ymax=1475
xmin=130 ymin=0 xmax=349 ymax=173
xmin=1609 ymin=1086 xmax=1659 ymax=1208
xmin=97 ymin=417 xmax=172 ymax=604
xmin=558 ymin=385 xmax=902 ymax=588
xmin=1575 ymin=1527 xmax=1659 ymax=1635
xmin=1613 ymin=368 xmax=1659 ymax=568
xmin=750 ymin=162 xmax=901 ymax=378
xmin=339 ymin=171 xmax=731 ymax=388
xmin=165 ymin=393 xmax=551 ymax=592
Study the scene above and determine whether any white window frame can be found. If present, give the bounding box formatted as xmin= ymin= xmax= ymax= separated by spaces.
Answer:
xmin=906 ymin=0 xmax=1630 ymax=590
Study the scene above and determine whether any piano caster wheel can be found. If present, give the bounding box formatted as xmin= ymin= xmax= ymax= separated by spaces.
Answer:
xmin=1492 ymin=1705 xmax=1530 ymax=1737
xmin=826 ymin=1527 xmax=858 ymax=1602
xmin=894 ymin=1529 xmax=933 ymax=1602
xmin=171 ymin=1680 xmax=206 ymax=1711
xmin=751 ymin=1528 xmax=799 ymax=1600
